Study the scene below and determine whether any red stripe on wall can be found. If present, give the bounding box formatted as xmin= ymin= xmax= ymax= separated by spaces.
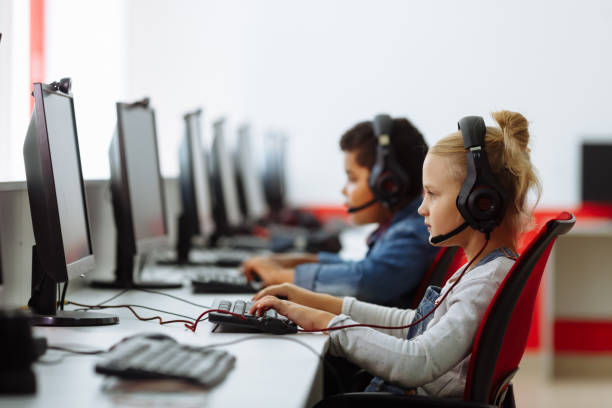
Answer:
xmin=30 ymin=0 xmax=45 ymax=111
xmin=554 ymin=320 xmax=612 ymax=353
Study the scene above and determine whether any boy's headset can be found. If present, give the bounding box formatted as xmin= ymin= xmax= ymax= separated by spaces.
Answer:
xmin=347 ymin=114 xmax=411 ymax=213
xmin=430 ymin=116 xmax=508 ymax=243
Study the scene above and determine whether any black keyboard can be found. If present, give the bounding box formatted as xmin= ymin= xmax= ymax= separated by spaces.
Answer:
xmin=209 ymin=299 xmax=298 ymax=334
xmin=191 ymin=268 xmax=261 ymax=294
xmin=95 ymin=335 xmax=235 ymax=387
xmin=190 ymin=249 xmax=254 ymax=267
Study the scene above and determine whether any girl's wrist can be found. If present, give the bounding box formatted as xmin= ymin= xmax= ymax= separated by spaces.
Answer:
xmin=315 ymin=310 xmax=336 ymax=330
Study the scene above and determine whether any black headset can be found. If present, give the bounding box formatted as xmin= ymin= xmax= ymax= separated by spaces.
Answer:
xmin=347 ymin=114 xmax=411 ymax=213
xmin=369 ymin=114 xmax=411 ymax=208
xmin=430 ymin=116 xmax=508 ymax=243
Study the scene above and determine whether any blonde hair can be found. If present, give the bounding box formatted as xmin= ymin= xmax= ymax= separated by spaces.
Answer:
xmin=429 ymin=110 xmax=541 ymax=245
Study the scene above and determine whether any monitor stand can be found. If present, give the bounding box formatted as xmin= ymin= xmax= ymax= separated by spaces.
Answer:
xmin=28 ymin=246 xmax=118 ymax=326
xmin=91 ymin=243 xmax=182 ymax=290
xmin=156 ymin=213 xmax=201 ymax=267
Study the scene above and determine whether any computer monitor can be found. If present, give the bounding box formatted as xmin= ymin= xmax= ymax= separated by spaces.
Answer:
xmin=173 ymin=109 xmax=215 ymax=263
xmin=262 ymin=132 xmax=287 ymax=213
xmin=582 ymin=142 xmax=612 ymax=204
xmin=209 ymin=118 xmax=244 ymax=236
xmin=0 ymin=220 xmax=4 ymax=304
xmin=234 ymin=125 xmax=268 ymax=223
xmin=24 ymin=80 xmax=117 ymax=326
xmin=92 ymin=98 xmax=181 ymax=289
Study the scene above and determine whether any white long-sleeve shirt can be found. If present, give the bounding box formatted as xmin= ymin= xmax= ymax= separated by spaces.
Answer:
xmin=327 ymin=252 xmax=516 ymax=397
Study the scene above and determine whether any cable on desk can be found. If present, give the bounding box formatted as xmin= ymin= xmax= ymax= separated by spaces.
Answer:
xmin=48 ymin=345 xmax=107 ymax=355
xmin=135 ymin=287 xmax=212 ymax=309
xmin=64 ymin=301 xmax=244 ymax=330
xmin=71 ymin=302 xmax=198 ymax=322
xmin=37 ymin=345 xmax=111 ymax=365
xmin=184 ymin=309 xmax=245 ymax=332
xmin=65 ymin=301 xmax=197 ymax=326
xmin=97 ymin=289 xmax=130 ymax=306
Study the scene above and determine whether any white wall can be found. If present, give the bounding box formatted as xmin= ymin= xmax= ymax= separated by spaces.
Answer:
xmin=1 ymin=0 xmax=127 ymax=181
xmin=45 ymin=0 xmax=127 ymax=180
xmin=123 ymin=0 xmax=612 ymax=208
xmin=4 ymin=0 xmax=612 ymax=207
xmin=0 ymin=0 xmax=30 ymax=181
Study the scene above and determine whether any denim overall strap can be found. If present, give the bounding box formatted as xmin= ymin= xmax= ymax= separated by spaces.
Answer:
xmin=406 ymin=285 xmax=441 ymax=340
xmin=365 ymin=285 xmax=441 ymax=394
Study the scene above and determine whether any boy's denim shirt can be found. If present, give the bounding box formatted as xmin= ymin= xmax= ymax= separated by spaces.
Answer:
xmin=294 ymin=197 xmax=439 ymax=307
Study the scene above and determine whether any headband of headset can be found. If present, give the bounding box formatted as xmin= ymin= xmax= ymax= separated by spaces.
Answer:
xmin=368 ymin=114 xmax=410 ymax=209
xmin=456 ymin=116 xmax=508 ymax=236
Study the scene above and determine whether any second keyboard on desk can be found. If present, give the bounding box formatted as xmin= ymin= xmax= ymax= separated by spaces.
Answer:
xmin=191 ymin=268 xmax=261 ymax=294
xmin=209 ymin=299 xmax=298 ymax=334
xmin=95 ymin=335 xmax=235 ymax=387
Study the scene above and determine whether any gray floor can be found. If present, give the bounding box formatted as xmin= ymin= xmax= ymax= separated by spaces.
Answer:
xmin=513 ymin=353 xmax=612 ymax=408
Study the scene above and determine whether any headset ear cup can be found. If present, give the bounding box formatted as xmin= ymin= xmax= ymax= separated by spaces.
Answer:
xmin=369 ymin=114 xmax=412 ymax=209
xmin=466 ymin=187 xmax=503 ymax=221
xmin=378 ymin=172 xmax=400 ymax=194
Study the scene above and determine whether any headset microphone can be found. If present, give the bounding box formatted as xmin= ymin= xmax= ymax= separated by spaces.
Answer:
xmin=429 ymin=221 xmax=469 ymax=244
xmin=346 ymin=198 xmax=378 ymax=214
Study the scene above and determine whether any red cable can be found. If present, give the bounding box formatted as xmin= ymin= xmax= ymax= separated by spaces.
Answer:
xmin=65 ymin=301 xmax=246 ymax=332
xmin=297 ymin=240 xmax=489 ymax=333
xmin=184 ymin=309 xmax=246 ymax=332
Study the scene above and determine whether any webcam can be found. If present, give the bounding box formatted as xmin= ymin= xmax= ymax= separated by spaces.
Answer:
xmin=49 ymin=77 xmax=72 ymax=94
xmin=128 ymin=97 xmax=150 ymax=108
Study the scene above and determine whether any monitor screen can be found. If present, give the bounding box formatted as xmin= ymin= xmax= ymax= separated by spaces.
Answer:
xmin=187 ymin=111 xmax=215 ymax=238
xmin=43 ymin=91 xmax=92 ymax=266
xmin=119 ymin=106 xmax=166 ymax=243
xmin=236 ymin=126 xmax=267 ymax=221
xmin=582 ymin=142 xmax=612 ymax=203
xmin=0 ymin=227 xmax=3 ymax=290
xmin=263 ymin=132 xmax=287 ymax=212
xmin=212 ymin=119 xmax=243 ymax=227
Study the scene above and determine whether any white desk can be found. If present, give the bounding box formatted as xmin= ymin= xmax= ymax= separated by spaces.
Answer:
xmin=3 ymin=283 xmax=329 ymax=408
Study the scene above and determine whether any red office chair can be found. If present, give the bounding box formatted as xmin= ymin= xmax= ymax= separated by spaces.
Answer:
xmin=314 ymin=212 xmax=575 ymax=408
xmin=411 ymin=246 xmax=465 ymax=309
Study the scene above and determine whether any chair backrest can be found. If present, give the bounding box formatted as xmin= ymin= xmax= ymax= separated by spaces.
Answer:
xmin=411 ymin=246 xmax=465 ymax=308
xmin=464 ymin=212 xmax=575 ymax=404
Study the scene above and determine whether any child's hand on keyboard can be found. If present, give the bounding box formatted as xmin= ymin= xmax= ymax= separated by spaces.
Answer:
xmin=252 ymin=283 xmax=343 ymax=315
xmin=252 ymin=282 xmax=302 ymax=301
xmin=249 ymin=296 xmax=335 ymax=331
xmin=242 ymin=257 xmax=294 ymax=286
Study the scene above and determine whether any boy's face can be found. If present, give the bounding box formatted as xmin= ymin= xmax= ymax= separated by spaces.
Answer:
xmin=342 ymin=150 xmax=385 ymax=225
xmin=418 ymin=153 xmax=465 ymax=246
